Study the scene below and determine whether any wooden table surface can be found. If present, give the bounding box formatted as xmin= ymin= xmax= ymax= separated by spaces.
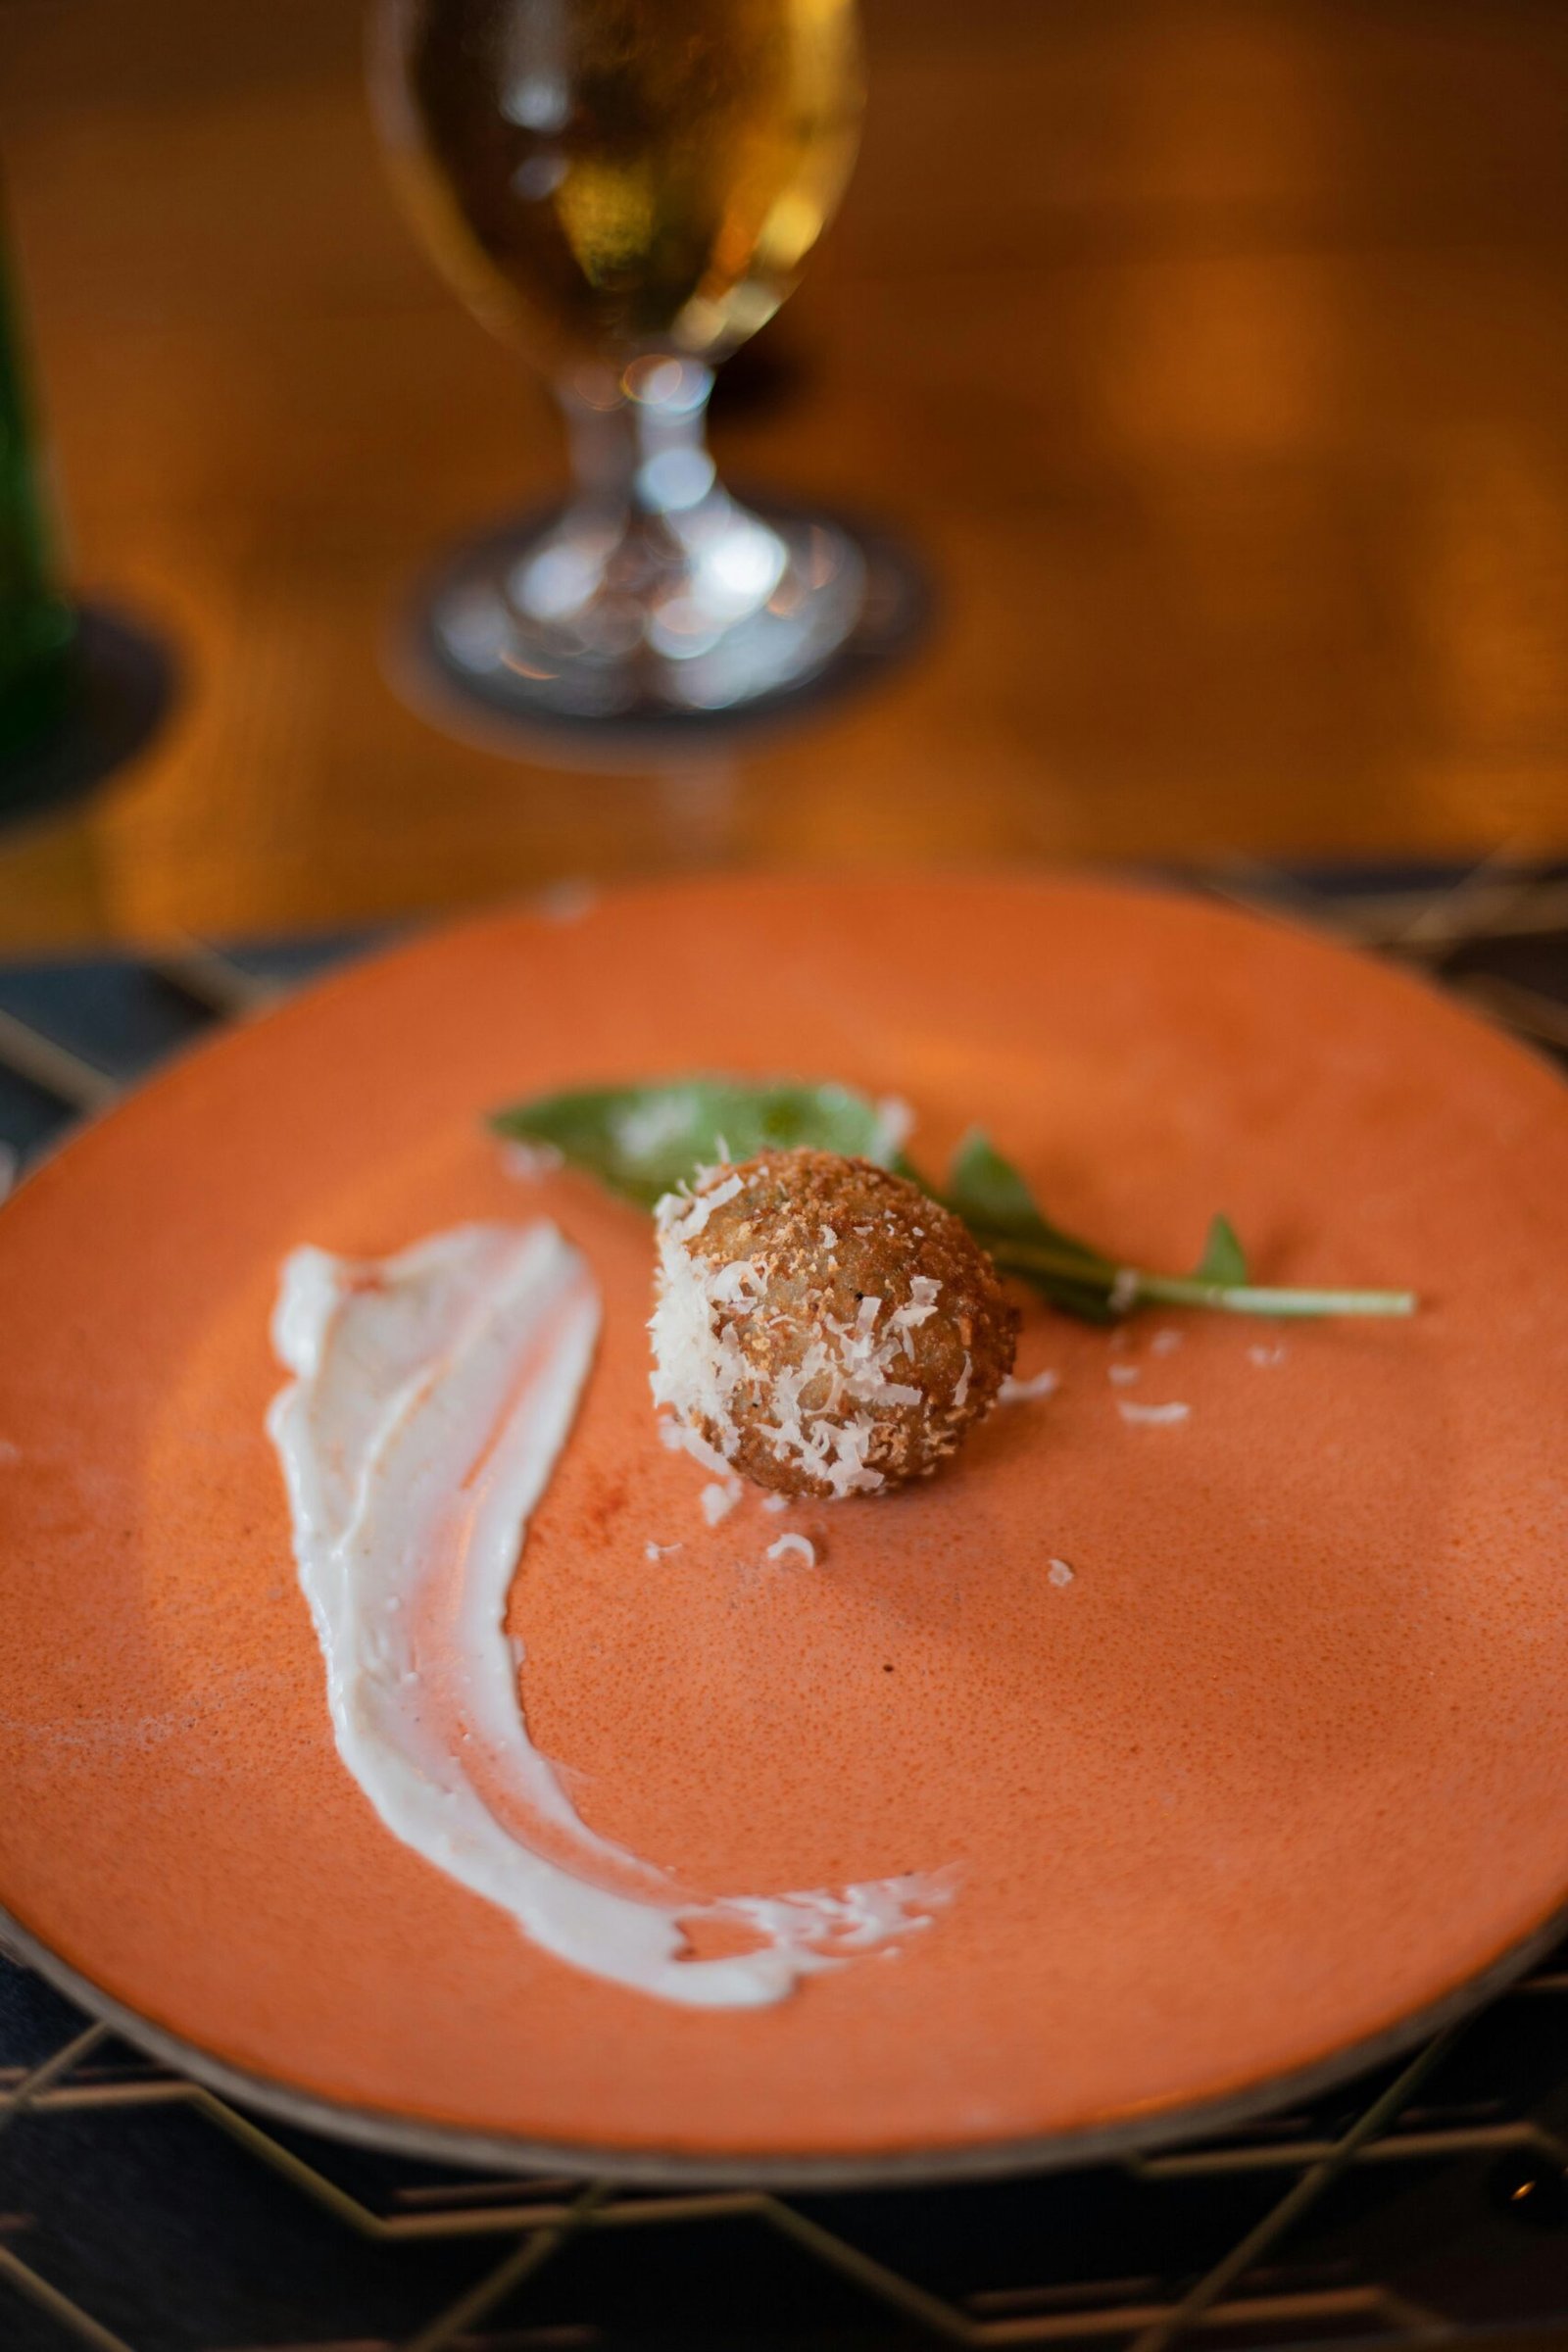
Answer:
xmin=3 ymin=0 xmax=1568 ymax=948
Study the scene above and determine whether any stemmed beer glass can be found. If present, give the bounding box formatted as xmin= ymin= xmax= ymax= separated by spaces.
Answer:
xmin=370 ymin=0 xmax=867 ymax=724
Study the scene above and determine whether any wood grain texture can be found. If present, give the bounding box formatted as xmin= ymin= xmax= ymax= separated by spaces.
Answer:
xmin=2 ymin=0 xmax=1567 ymax=946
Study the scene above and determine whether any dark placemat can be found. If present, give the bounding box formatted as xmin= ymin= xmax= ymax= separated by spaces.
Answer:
xmin=4 ymin=861 xmax=1568 ymax=2352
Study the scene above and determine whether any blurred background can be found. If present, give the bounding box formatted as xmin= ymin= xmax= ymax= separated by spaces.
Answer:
xmin=11 ymin=13 xmax=1568 ymax=2350
xmin=3 ymin=0 xmax=1568 ymax=951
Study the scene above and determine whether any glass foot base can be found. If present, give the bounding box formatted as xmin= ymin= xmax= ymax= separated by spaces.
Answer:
xmin=394 ymin=495 xmax=930 ymax=754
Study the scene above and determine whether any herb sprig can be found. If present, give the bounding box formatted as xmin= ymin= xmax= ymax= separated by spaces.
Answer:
xmin=491 ymin=1078 xmax=1416 ymax=1325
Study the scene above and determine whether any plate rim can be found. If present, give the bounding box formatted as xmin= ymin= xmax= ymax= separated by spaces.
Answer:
xmin=7 ymin=862 xmax=1561 ymax=1217
xmin=4 ymin=1889 xmax=1563 ymax=2186
xmin=4 ymin=868 xmax=1567 ymax=2185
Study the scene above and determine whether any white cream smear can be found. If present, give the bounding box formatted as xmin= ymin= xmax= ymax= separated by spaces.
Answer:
xmin=268 ymin=1222 xmax=945 ymax=2009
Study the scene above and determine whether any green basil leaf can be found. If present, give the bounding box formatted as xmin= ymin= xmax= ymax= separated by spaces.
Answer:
xmin=1193 ymin=1211 xmax=1249 ymax=1286
xmin=488 ymin=1085 xmax=1414 ymax=1324
xmin=490 ymin=1077 xmax=909 ymax=1207
xmin=947 ymin=1129 xmax=1113 ymax=1272
xmin=1004 ymin=1266 xmax=1123 ymax=1326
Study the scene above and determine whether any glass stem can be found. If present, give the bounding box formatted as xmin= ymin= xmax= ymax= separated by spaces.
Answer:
xmin=558 ymin=359 xmax=724 ymax=564
xmin=461 ymin=351 xmax=861 ymax=715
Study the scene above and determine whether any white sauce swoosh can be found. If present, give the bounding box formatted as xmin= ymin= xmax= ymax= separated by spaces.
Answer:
xmin=268 ymin=1223 xmax=948 ymax=2008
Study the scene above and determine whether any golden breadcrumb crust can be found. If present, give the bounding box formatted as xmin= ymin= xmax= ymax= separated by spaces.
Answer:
xmin=678 ymin=1149 xmax=1017 ymax=1497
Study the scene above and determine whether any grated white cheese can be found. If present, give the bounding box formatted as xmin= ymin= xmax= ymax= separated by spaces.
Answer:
xmin=765 ymin=1533 xmax=817 ymax=1567
xmin=1117 ymin=1399 xmax=1190 ymax=1427
xmin=1249 ymin=1343 xmax=1288 ymax=1367
xmin=999 ymin=1368 xmax=1059 ymax=1404
xmin=1107 ymin=1363 xmax=1140 ymax=1386
xmin=890 ymin=1275 xmax=941 ymax=1334
xmin=658 ymin=1414 xmax=733 ymax=1475
xmin=707 ymin=1257 xmax=765 ymax=1306
xmin=651 ymin=1167 xmax=968 ymax=1503
xmin=760 ymin=1492 xmax=791 ymax=1514
xmin=1047 ymin=1558 xmax=1075 ymax=1587
xmin=701 ymin=1479 xmax=742 ymax=1525
xmin=869 ymin=1095 xmax=914 ymax=1160
xmin=1151 ymin=1328 xmax=1183 ymax=1355
xmin=650 ymin=1179 xmax=759 ymax=1473
xmin=644 ymin=1541 xmax=681 ymax=1561
xmin=1109 ymin=1269 xmax=1140 ymax=1313
xmin=953 ymin=1351 xmax=971 ymax=1411
xmin=663 ymin=1169 xmax=744 ymax=1243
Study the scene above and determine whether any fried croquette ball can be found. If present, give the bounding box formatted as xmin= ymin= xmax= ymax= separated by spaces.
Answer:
xmin=650 ymin=1149 xmax=1018 ymax=1500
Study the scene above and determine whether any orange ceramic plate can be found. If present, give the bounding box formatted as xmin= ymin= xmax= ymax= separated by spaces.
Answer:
xmin=3 ymin=875 xmax=1568 ymax=2185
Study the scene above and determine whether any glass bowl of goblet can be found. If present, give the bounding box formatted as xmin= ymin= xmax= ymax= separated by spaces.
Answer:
xmin=370 ymin=0 xmax=876 ymax=727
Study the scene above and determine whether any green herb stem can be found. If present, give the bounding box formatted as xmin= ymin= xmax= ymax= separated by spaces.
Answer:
xmin=490 ymin=1078 xmax=1418 ymax=1327
xmin=988 ymin=1239 xmax=1416 ymax=1320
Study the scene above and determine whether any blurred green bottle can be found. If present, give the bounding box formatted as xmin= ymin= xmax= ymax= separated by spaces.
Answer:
xmin=0 ymin=212 xmax=74 ymax=766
